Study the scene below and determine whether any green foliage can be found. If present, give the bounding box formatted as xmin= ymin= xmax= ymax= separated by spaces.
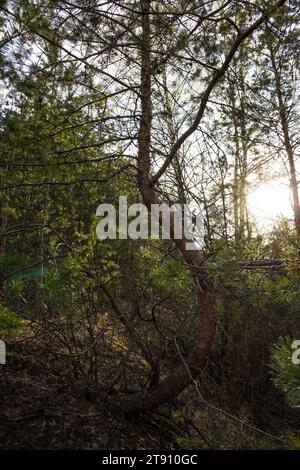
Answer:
xmin=284 ymin=429 xmax=300 ymax=450
xmin=0 ymin=304 xmax=23 ymax=332
xmin=139 ymin=243 xmax=191 ymax=296
xmin=0 ymin=0 xmax=299 ymax=450
xmin=3 ymin=279 xmax=24 ymax=301
xmin=270 ymin=337 xmax=300 ymax=407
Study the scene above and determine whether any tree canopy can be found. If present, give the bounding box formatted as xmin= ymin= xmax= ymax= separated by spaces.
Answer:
xmin=0 ymin=0 xmax=300 ymax=451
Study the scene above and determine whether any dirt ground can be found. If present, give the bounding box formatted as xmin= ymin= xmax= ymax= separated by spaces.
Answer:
xmin=0 ymin=344 xmax=192 ymax=450
xmin=1 ymin=342 xmax=299 ymax=450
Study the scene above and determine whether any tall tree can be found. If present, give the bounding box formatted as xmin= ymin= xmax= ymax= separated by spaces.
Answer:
xmin=0 ymin=0 xmax=289 ymax=413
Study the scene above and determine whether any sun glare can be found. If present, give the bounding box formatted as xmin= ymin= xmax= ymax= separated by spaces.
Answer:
xmin=247 ymin=181 xmax=293 ymax=229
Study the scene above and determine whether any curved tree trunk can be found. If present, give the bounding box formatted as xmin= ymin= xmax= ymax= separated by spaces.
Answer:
xmin=122 ymin=292 xmax=216 ymax=414
xmin=120 ymin=0 xmax=216 ymax=415
xmin=120 ymin=0 xmax=287 ymax=415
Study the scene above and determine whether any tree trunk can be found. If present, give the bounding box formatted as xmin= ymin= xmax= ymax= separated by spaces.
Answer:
xmin=269 ymin=43 xmax=300 ymax=238
xmin=121 ymin=293 xmax=215 ymax=414
xmin=120 ymin=0 xmax=216 ymax=414
xmin=120 ymin=0 xmax=288 ymax=415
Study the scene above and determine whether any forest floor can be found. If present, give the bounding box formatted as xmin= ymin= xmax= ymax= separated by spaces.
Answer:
xmin=1 ymin=343 xmax=299 ymax=450
xmin=0 ymin=343 xmax=198 ymax=450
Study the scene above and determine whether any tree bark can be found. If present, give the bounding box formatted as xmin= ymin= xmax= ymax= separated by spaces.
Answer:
xmin=269 ymin=43 xmax=300 ymax=238
xmin=121 ymin=0 xmax=288 ymax=415
xmin=120 ymin=0 xmax=216 ymax=414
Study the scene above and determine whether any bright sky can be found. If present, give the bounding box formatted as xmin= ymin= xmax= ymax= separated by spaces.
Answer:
xmin=247 ymin=179 xmax=294 ymax=230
